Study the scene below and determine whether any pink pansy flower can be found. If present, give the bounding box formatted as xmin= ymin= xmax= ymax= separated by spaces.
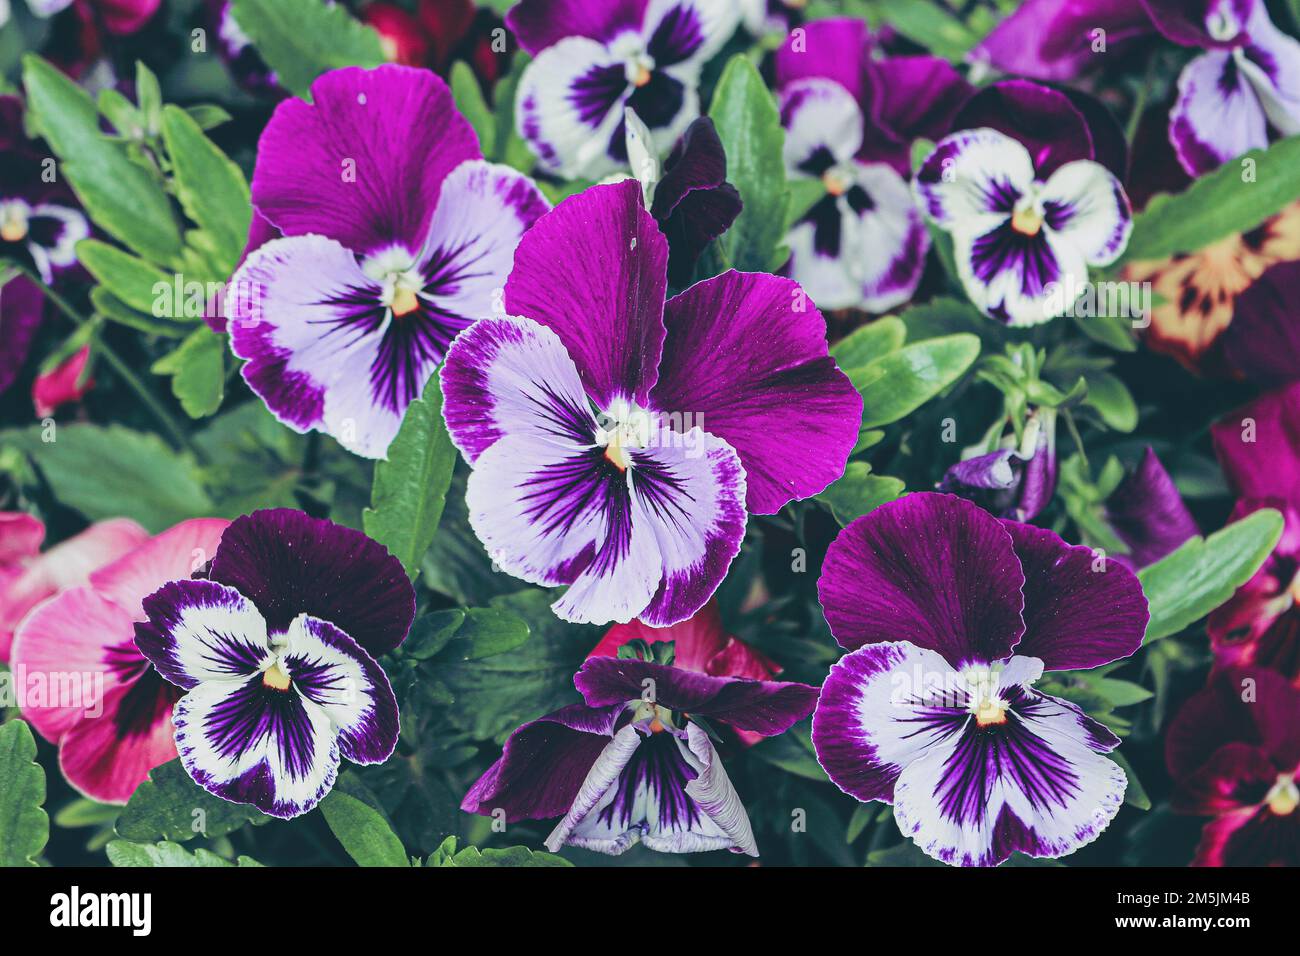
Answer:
xmin=0 ymin=513 xmax=147 ymax=661
xmin=10 ymin=518 xmax=228 ymax=804
xmin=32 ymin=344 xmax=93 ymax=418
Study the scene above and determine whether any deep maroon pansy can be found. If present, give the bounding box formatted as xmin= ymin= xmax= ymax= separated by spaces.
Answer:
xmin=461 ymin=655 xmax=817 ymax=856
xmin=133 ymin=509 xmax=414 ymax=819
xmin=225 ymin=65 xmax=549 ymax=458
xmin=1166 ymin=667 xmax=1300 ymax=866
xmin=508 ymin=0 xmax=740 ymax=179
xmin=1221 ymin=260 xmax=1300 ymax=388
xmin=773 ymin=18 xmax=970 ymax=311
xmin=439 ymin=179 xmax=860 ymax=626
xmin=813 ymin=492 xmax=1149 ymax=866
xmin=590 ymin=598 xmax=782 ymax=745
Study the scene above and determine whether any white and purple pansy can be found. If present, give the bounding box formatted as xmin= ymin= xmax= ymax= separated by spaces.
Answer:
xmin=509 ymin=0 xmax=739 ymax=180
xmin=462 ymin=656 xmax=818 ymax=856
xmin=916 ymin=82 xmax=1134 ymax=326
xmin=773 ymin=18 xmax=970 ymax=312
xmin=1158 ymin=0 xmax=1300 ymax=175
xmin=439 ymin=179 xmax=861 ymax=626
xmin=813 ymin=492 xmax=1150 ymax=867
xmin=225 ymin=65 xmax=550 ymax=459
xmin=133 ymin=509 xmax=415 ymax=819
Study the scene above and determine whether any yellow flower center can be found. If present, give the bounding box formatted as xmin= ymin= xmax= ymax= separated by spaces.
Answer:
xmin=975 ymin=699 xmax=1009 ymax=727
xmin=823 ymin=168 xmax=851 ymax=197
xmin=1011 ymin=207 xmax=1044 ymax=236
xmin=262 ymin=660 xmax=292 ymax=691
xmin=390 ymin=286 xmax=420 ymax=317
xmin=1267 ymin=774 xmax=1299 ymax=816
xmin=0 ymin=204 xmax=28 ymax=243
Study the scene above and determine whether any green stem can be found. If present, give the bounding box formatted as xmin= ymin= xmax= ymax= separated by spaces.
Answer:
xmin=19 ymin=266 xmax=201 ymax=459
xmin=1125 ymin=56 xmax=1158 ymax=143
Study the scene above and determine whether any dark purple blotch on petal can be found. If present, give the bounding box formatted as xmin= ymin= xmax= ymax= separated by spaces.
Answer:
xmin=208 ymin=509 xmax=416 ymax=656
xmin=860 ymin=55 xmax=973 ymax=174
xmin=1104 ymin=447 xmax=1199 ymax=569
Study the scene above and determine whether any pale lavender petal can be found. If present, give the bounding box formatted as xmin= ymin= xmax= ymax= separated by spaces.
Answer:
xmin=779 ymin=78 xmax=863 ymax=174
xmin=135 ymin=580 xmax=273 ymax=690
xmin=544 ymin=724 xmax=644 ymax=853
xmin=1170 ymin=50 xmax=1268 ymax=176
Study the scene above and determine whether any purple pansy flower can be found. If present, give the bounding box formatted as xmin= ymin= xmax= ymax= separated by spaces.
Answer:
xmin=439 ymin=179 xmax=860 ymax=626
xmin=1221 ymin=260 xmax=1300 ymax=388
xmin=973 ymin=0 xmax=1158 ymax=83
xmin=916 ymin=82 xmax=1133 ymax=326
xmin=508 ymin=0 xmax=740 ymax=180
xmin=0 ymin=95 xmax=89 ymax=396
xmin=133 ymin=509 xmax=414 ymax=819
xmin=462 ymin=656 xmax=818 ymax=856
xmin=225 ymin=65 xmax=550 ymax=458
xmin=938 ymin=408 xmax=1058 ymax=522
xmin=622 ymin=107 xmax=742 ymax=287
xmin=773 ymin=18 xmax=971 ymax=312
xmin=1164 ymin=0 xmax=1300 ymax=176
xmin=813 ymin=492 xmax=1149 ymax=867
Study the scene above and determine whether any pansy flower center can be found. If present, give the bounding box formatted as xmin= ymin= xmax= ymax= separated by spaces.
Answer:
xmin=624 ymin=51 xmax=656 ymax=88
xmin=962 ymin=665 xmax=1010 ymax=727
xmin=630 ymin=700 xmax=678 ymax=733
xmin=1267 ymin=773 xmax=1300 ymax=816
xmin=262 ymin=658 xmax=292 ymax=691
xmin=596 ymin=399 xmax=653 ymax=472
xmin=822 ymin=166 xmax=852 ymax=198
xmin=1011 ymin=199 xmax=1045 ymax=237
xmin=1207 ymin=4 xmax=1243 ymax=43
xmin=0 ymin=200 xmax=29 ymax=243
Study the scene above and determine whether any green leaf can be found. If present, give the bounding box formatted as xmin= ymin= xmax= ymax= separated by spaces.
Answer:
xmin=870 ymin=0 xmax=983 ymax=63
xmin=0 ymin=720 xmax=48 ymax=867
xmin=1112 ymin=751 xmax=1152 ymax=811
xmin=1082 ymin=371 xmax=1138 ymax=433
xmin=21 ymin=55 xmax=181 ymax=265
xmin=438 ymin=590 xmax=595 ymax=743
xmin=160 ymin=104 xmax=252 ymax=277
xmin=1139 ymin=508 xmax=1285 ymax=643
xmin=450 ymin=61 xmax=495 ymax=157
xmin=90 ymin=287 xmax=191 ymax=338
xmin=75 ymin=238 xmax=175 ymax=315
xmin=817 ymin=462 xmax=905 ymax=525
xmin=709 ymin=55 xmax=789 ymax=272
xmin=363 ymin=374 xmax=457 ymax=580
xmin=490 ymin=53 xmax=534 ymax=170
xmin=444 ymin=608 xmax=531 ymax=662
xmin=229 ymin=0 xmax=385 ymax=100
xmin=320 ymin=791 xmax=410 ymax=867
xmin=115 ymin=759 xmax=268 ymax=843
xmin=1122 ymin=135 xmax=1300 ymax=262
xmin=151 ymin=325 xmax=226 ymax=418
xmin=425 ymin=836 xmax=572 ymax=867
xmin=853 ymin=334 xmax=980 ymax=429
xmin=830 ymin=316 xmax=906 ymax=368
xmin=1 ymin=424 xmax=214 ymax=532
xmin=106 ymin=840 xmax=262 ymax=867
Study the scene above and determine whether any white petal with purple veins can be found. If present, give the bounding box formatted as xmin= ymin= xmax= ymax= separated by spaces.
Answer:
xmin=545 ymin=724 xmax=643 ymax=853
xmin=780 ymin=78 xmax=864 ymax=174
xmin=916 ymin=128 xmax=1035 ymax=234
xmin=1171 ymin=50 xmax=1268 ymax=175
xmin=1039 ymin=160 xmax=1133 ymax=266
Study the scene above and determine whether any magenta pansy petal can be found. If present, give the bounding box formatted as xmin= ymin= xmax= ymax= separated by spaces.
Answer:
xmin=250 ymin=65 xmax=479 ymax=256
xmin=440 ymin=315 xmax=594 ymax=465
xmin=818 ymin=493 xmax=1027 ymax=666
xmin=861 ymin=56 xmax=973 ymax=174
xmin=88 ymin=518 xmax=227 ymax=618
xmin=207 ymin=509 xmax=415 ymax=657
xmin=461 ymin=703 xmax=624 ymax=822
xmin=1002 ymin=521 xmax=1148 ymax=671
xmin=506 ymin=0 xmax=648 ymax=54
xmin=1141 ymin=0 xmax=1254 ymax=47
xmin=973 ymin=0 xmax=1154 ymax=82
xmin=1212 ymin=383 xmax=1300 ymax=504
xmin=573 ymin=657 xmax=817 ymax=735
xmin=774 ymin=17 xmax=869 ymax=105
xmin=505 ymin=181 xmax=668 ymax=409
xmin=812 ymin=641 xmax=968 ymax=804
xmin=651 ymin=271 xmax=861 ymax=513
xmin=1105 ymin=447 xmax=1200 ymax=569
